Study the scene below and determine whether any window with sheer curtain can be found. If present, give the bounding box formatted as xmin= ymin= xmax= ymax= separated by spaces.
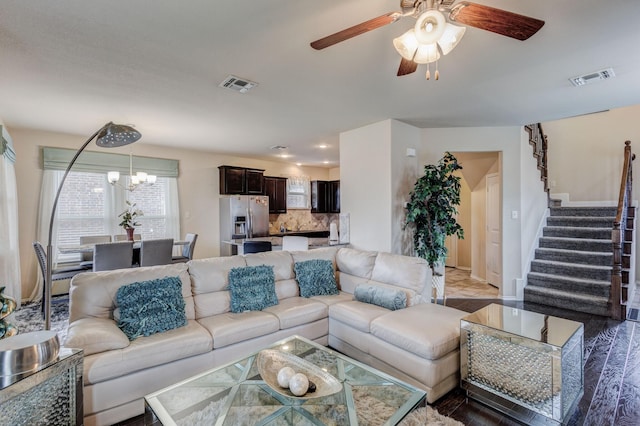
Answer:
xmin=52 ymin=171 xmax=179 ymax=263
xmin=36 ymin=147 xmax=180 ymax=266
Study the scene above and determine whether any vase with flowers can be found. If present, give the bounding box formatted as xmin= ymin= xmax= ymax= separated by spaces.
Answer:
xmin=119 ymin=201 xmax=143 ymax=241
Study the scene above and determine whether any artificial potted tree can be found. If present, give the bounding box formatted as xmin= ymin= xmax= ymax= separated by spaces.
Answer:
xmin=405 ymin=152 xmax=464 ymax=302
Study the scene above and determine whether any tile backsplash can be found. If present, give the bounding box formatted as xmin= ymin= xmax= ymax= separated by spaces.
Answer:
xmin=269 ymin=210 xmax=339 ymax=234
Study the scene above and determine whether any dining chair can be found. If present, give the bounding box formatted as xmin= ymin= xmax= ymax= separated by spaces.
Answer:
xmin=282 ymin=236 xmax=309 ymax=251
xmin=243 ymin=240 xmax=272 ymax=254
xmin=139 ymin=238 xmax=174 ymax=267
xmin=93 ymin=241 xmax=134 ymax=272
xmin=172 ymin=233 xmax=198 ymax=263
xmin=79 ymin=235 xmax=112 ymax=268
xmin=113 ymin=233 xmax=141 ymax=241
xmin=33 ymin=241 xmax=87 ymax=313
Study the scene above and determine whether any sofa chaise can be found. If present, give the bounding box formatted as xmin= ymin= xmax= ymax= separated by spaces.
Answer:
xmin=65 ymin=246 xmax=468 ymax=425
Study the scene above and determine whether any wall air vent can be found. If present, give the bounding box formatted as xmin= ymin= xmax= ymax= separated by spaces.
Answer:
xmin=569 ymin=68 xmax=615 ymax=87
xmin=218 ymin=75 xmax=258 ymax=93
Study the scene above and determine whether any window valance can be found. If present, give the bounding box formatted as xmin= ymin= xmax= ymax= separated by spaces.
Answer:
xmin=42 ymin=147 xmax=179 ymax=177
xmin=1 ymin=126 xmax=16 ymax=164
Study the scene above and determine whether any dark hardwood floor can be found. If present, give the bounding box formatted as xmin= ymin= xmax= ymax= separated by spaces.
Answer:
xmin=118 ymin=298 xmax=639 ymax=426
xmin=434 ymin=298 xmax=640 ymax=426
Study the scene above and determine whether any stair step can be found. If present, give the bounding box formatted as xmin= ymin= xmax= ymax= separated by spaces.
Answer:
xmin=534 ymin=247 xmax=612 ymax=266
xmin=527 ymin=272 xmax=610 ymax=297
xmin=538 ymin=237 xmax=612 ymax=253
xmin=549 ymin=206 xmax=618 ymax=217
xmin=543 ymin=226 xmax=611 ymax=240
xmin=546 ymin=216 xmax=614 ymax=228
xmin=524 ymin=286 xmax=610 ymax=316
xmin=530 ymin=259 xmax=611 ymax=281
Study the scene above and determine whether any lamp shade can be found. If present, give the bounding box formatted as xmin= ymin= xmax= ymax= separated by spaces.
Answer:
xmin=413 ymin=43 xmax=440 ymax=64
xmin=393 ymin=29 xmax=419 ymax=61
xmin=107 ymin=171 xmax=120 ymax=183
xmin=438 ymin=23 xmax=466 ymax=56
xmin=96 ymin=124 xmax=141 ymax=148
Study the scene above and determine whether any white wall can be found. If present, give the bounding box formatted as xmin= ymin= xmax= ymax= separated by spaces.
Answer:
xmin=340 ymin=120 xmax=393 ymax=252
xmin=389 ymin=121 xmax=420 ymax=256
xmin=421 ymin=127 xmax=533 ymax=298
xmin=545 ymin=105 xmax=640 ymax=203
xmin=12 ymin=126 xmax=332 ymax=300
xmin=340 ymin=119 xmax=419 ymax=253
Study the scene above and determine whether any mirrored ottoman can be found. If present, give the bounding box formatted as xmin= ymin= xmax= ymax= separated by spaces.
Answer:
xmin=460 ymin=304 xmax=584 ymax=425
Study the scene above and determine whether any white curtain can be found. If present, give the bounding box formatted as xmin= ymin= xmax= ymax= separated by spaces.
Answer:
xmin=0 ymin=142 xmax=21 ymax=307
xmin=31 ymin=170 xmax=61 ymax=301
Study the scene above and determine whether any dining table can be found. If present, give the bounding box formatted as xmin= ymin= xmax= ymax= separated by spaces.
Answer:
xmin=58 ymin=239 xmax=189 ymax=268
xmin=58 ymin=240 xmax=188 ymax=254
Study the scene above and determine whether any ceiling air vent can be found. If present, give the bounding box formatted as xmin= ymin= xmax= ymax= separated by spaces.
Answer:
xmin=569 ymin=68 xmax=615 ymax=87
xmin=218 ymin=75 xmax=258 ymax=93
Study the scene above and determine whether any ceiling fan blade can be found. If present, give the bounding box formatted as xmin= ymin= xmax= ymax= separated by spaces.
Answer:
xmin=397 ymin=58 xmax=418 ymax=76
xmin=450 ymin=2 xmax=544 ymax=41
xmin=310 ymin=12 xmax=403 ymax=50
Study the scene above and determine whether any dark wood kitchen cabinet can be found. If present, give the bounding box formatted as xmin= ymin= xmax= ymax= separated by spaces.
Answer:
xmin=329 ymin=180 xmax=340 ymax=213
xmin=311 ymin=180 xmax=340 ymax=213
xmin=265 ymin=176 xmax=287 ymax=213
xmin=219 ymin=166 xmax=265 ymax=195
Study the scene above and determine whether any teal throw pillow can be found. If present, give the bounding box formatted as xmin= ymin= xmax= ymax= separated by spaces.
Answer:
xmin=294 ymin=259 xmax=339 ymax=298
xmin=228 ymin=265 xmax=278 ymax=313
xmin=116 ymin=276 xmax=187 ymax=340
xmin=354 ymin=284 xmax=407 ymax=311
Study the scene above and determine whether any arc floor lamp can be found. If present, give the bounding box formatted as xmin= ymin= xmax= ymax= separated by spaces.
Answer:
xmin=45 ymin=122 xmax=141 ymax=329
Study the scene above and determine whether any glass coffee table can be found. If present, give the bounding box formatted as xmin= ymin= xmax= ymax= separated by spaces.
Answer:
xmin=144 ymin=335 xmax=426 ymax=425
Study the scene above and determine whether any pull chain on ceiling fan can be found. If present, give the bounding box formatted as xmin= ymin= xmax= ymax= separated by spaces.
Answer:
xmin=310 ymin=1 xmax=545 ymax=80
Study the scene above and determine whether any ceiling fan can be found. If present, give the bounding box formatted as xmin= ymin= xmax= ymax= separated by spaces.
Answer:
xmin=310 ymin=0 xmax=545 ymax=79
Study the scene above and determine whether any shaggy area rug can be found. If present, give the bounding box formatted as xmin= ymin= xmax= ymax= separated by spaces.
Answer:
xmin=399 ymin=406 xmax=464 ymax=426
xmin=6 ymin=298 xmax=69 ymax=343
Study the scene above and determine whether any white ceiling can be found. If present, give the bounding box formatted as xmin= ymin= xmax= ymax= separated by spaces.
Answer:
xmin=1 ymin=0 xmax=639 ymax=167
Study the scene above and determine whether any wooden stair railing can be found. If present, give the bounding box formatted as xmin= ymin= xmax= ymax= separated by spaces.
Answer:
xmin=612 ymin=140 xmax=635 ymax=320
xmin=525 ymin=123 xmax=556 ymax=206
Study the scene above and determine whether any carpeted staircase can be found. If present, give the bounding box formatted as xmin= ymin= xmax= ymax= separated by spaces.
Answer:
xmin=525 ymin=206 xmax=618 ymax=316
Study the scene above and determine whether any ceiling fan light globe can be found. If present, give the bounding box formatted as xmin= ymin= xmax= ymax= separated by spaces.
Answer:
xmin=414 ymin=10 xmax=446 ymax=45
xmin=438 ymin=24 xmax=466 ymax=55
xmin=413 ymin=43 xmax=440 ymax=64
xmin=393 ymin=29 xmax=419 ymax=60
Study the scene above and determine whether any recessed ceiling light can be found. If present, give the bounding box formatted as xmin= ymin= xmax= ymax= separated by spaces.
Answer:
xmin=296 ymin=162 xmax=302 ymax=166
xmin=318 ymin=144 xmax=329 ymax=149
xmin=279 ymin=154 xmax=292 ymax=159
xmin=323 ymin=160 xmax=330 ymax=164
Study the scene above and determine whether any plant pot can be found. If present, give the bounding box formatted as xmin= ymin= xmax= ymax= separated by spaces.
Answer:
xmin=431 ymin=263 xmax=446 ymax=303
xmin=125 ymin=227 xmax=135 ymax=241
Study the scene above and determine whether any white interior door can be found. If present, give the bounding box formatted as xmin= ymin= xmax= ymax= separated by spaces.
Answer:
xmin=485 ymin=173 xmax=502 ymax=289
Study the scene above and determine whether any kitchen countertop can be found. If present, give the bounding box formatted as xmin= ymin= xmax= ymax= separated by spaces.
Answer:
xmin=222 ymin=236 xmax=347 ymax=250
xmin=269 ymin=230 xmax=330 ymax=238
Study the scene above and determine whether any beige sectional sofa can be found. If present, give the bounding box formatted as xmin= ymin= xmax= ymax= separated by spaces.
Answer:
xmin=65 ymin=246 xmax=468 ymax=425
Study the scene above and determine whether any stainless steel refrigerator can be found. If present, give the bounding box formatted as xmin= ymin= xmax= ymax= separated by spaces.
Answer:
xmin=220 ymin=195 xmax=269 ymax=256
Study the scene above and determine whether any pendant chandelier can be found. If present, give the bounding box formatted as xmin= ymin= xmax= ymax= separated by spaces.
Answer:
xmin=107 ymin=152 xmax=156 ymax=191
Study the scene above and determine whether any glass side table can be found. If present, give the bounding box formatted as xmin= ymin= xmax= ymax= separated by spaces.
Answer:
xmin=460 ymin=304 xmax=583 ymax=425
xmin=0 ymin=347 xmax=83 ymax=425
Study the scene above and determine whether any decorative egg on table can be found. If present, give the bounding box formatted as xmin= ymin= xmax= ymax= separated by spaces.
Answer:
xmin=277 ymin=366 xmax=296 ymax=388
xmin=288 ymin=372 xmax=309 ymax=396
